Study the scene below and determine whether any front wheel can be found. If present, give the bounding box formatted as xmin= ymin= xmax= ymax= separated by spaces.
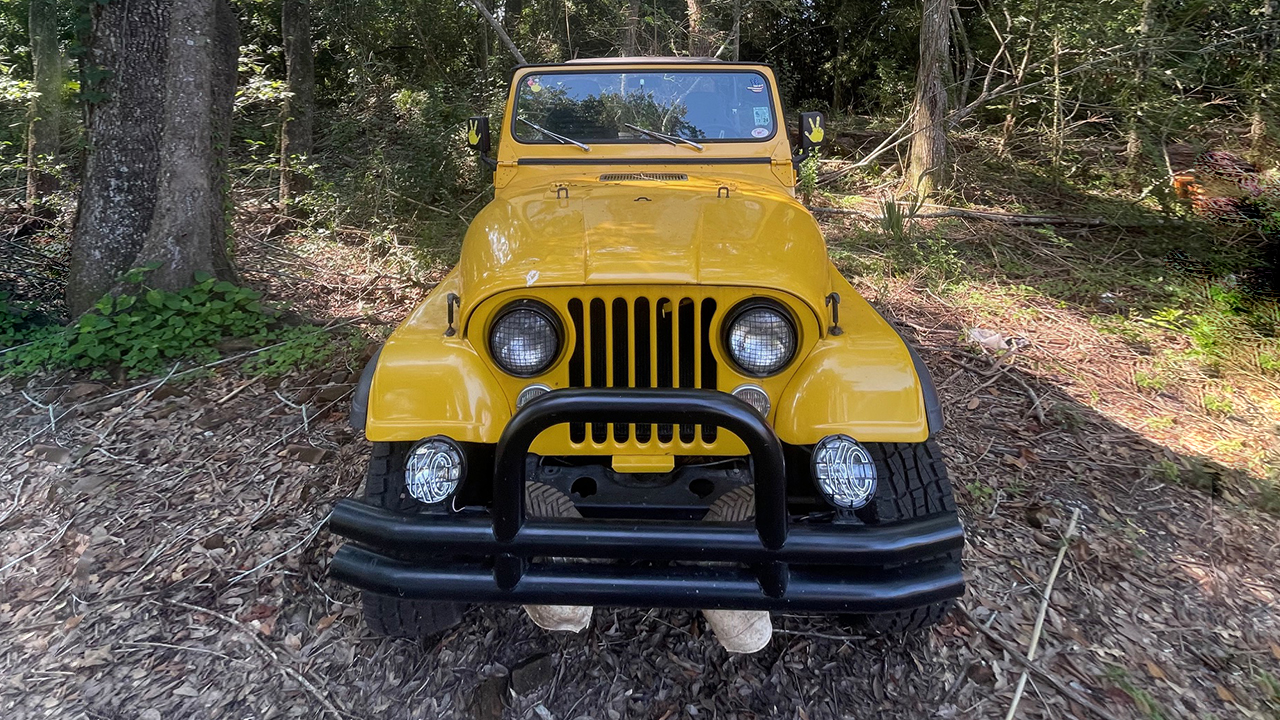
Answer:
xmin=359 ymin=442 xmax=466 ymax=639
xmin=840 ymin=439 xmax=962 ymax=634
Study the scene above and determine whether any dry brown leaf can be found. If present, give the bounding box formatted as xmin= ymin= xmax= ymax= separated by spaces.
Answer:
xmin=1270 ymin=642 xmax=1280 ymax=662
xmin=1144 ymin=660 xmax=1165 ymax=679
xmin=967 ymin=398 xmax=981 ymax=410
xmin=1215 ymin=684 xmax=1236 ymax=703
xmin=316 ymin=613 xmax=339 ymax=632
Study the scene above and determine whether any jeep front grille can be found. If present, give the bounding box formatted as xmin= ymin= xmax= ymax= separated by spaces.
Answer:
xmin=566 ymin=297 xmax=718 ymax=446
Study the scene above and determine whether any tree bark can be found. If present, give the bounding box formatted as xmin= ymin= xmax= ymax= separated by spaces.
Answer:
xmin=1126 ymin=0 xmax=1156 ymax=176
xmin=905 ymin=0 xmax=952 ymax=197
xmin=686 ymin=0 xmax=708 ymax=56
xmin=135 ymin=0 xmax=238 ymax=291
xmin=624 ymin=0 xmax=640 ymax=55
xmin=1252 ymin=0 xmax=1277 ymax=152
xmin=68 ymin=0 xmax=170 ymax=315
xmin=465 ymin=0 xmax=526 ymax=64
xmin=26 ymin=0 xmax=61 ymax=208
xmin=279 ymin=0 xmax=314 ymax=208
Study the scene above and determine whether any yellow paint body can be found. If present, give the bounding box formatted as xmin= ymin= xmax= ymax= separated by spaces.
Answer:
xmin=365 ymin=60 xmax=931 ymax=453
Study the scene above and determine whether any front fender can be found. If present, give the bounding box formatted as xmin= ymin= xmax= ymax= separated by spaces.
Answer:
xmin=773 ymin=272 xmax=939 ymax=445
xmin=362 ymin=277 xmax=511 ymax=443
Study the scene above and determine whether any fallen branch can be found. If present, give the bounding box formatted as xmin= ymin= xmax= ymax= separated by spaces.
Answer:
xmin=1005 ymin=507 xmax=1082 ymax=720
xmin=806 ymin=204 xmax=1175 ymax=227
xmin=959 ymin=605 xmax=1122 ymax=720
xmin=167 ymin=600 xmax=348 ymax=720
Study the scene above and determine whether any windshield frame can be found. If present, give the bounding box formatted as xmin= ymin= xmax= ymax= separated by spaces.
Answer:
xmin=507 ymin=66 xmax=781 ymax=147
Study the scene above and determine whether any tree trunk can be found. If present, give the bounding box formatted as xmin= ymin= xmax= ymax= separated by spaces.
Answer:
xmin=135 ymin=0 xmax=238 ymax=291
xmin=1126 ymin=0 xmax=1156 ymax=176
xmin=732 ymin=0 xmax=741 ymax=61
xmin=624 ymin=0 xmax=640 ymax=55
xmin=26 ymin=0 xmax=61 ymax=209
xmin=68 ymin=0 xmax=170 ymax=315
xmin=686 ymin=0 xmax=707 ymax=55
xmin=1252 ymin=0 xmax=1277 ymax=152
xmin=279 ymin=0 xmax=314 ymax=208
xmin=905 ymin=0 xmax=952 ymax=197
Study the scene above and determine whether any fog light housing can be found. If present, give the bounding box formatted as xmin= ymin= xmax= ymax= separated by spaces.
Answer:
xmin=731 ymin=384 xmax=770 ymax=417
xmin=516 ymin=383 xmax=552 ymax=409
xmin=812 ymin=435 xmax=877 ymax=509
xmin=405 ymin=437 xmax=465 ymax=504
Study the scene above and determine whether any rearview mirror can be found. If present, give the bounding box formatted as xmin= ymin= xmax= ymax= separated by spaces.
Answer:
xmin=467 ymin=116 xmax=491 ymax=154
xmin=797 ymin=111 xmax=827 ymax=157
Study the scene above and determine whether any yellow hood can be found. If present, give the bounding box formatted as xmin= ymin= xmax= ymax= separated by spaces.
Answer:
xmin=457 ymin=176 xmax=832 ymax=319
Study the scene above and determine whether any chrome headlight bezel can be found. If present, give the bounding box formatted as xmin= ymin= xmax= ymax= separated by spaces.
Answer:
xmin=405 ymin=436 xmax=466 ymax=505
xmin=722 ymin=299 xmax=799 ymax=377
xmin=488 ymin=300 xmax=563 ymax=378
xmin=811 ymin=434 xmax=879 ymax=510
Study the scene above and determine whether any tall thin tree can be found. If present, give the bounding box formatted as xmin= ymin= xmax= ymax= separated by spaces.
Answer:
xmin=279 ymin=0 xmax=315 ymax=209
xmin=905 ymin=0 xmax=952 ymax=197
xmin=26 ymin=0 xmax=61 ymax=209
xmin=68 ymin=0 xmax=170 ymax=314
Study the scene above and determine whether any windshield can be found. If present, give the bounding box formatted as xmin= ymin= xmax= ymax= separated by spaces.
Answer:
xmin=512 ymin=69 xmax=777 ymax=144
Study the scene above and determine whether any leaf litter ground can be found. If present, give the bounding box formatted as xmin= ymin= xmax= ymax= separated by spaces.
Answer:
xmin=2 ymin=211 xmax=1279 ymax=720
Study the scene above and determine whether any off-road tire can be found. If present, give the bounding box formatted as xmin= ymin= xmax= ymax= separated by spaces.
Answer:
xmin=842 ymin=439 xmax=960 ymax=634
xmin=360 ymin=442 xmax=466 ymax=639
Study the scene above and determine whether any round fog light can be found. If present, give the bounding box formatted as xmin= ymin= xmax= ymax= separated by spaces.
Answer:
xmin=516 ymin=383 xmax=552 ymax=409
xmin=405 ymin=437 xmax=465 ymax=504
xmin=731 ymin=384 xmax=770 ymax=417
xmin=812 ymin=435 xmax=878 ymax=509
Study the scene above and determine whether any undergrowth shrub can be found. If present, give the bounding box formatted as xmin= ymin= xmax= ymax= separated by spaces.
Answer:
xmin=3 ymin=268 xmax=272 ymax=377
xmin=0 ymin=266 xmax=368 ymax=379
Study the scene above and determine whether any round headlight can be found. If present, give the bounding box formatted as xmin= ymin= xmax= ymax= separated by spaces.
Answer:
xmin=516 ymin=383 xmax=552 ymax=409
xmin=812 ymin=435 xmax=878 ymax=509
xmin=489 ymin=302 xmax=561 ymax=377
xmin=725 ymin=302 xmax=797 ymax=376
xmin=405 ymin=437 xmax=465 ymax=504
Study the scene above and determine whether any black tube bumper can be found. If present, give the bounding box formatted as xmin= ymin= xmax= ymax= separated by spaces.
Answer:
xmin=329 ymin=388 xmax=965 ymax=613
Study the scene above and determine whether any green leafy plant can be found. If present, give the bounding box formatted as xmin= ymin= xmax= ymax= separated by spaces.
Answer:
xmin=3 ymin=269 xmax=274 ymax=377
xmin=243 ymin=325 xmax=367 ymax=377
xmin=797 ymin=154 xmax=820 ymax=204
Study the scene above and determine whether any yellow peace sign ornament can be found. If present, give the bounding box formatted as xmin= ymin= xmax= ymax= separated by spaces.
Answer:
xmin=468 ymin=120 xmax=481 ymax=146
xmin=804 ymin=116 xmax=824 ymax=144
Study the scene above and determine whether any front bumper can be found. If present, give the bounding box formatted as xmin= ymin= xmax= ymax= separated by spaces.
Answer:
xmin=328 ymin=389 xmax=965 ymax=613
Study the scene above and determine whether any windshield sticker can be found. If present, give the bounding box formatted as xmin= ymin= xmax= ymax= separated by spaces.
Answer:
xmin=753 ymin=106 xmax=771 ymax=126
xmin=751 ymin=127 xmax=769 ymax=138
xmin=747 ymin=81 xmax=765 ymax=93
xmin=526 ymin=77 xmax=543 ymax=93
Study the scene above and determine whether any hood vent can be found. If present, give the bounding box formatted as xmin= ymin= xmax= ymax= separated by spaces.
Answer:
xmin=598 ymin=172 xmax=689 ymax=183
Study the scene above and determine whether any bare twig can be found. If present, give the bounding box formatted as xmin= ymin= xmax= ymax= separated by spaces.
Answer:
xmin=166 ymin=600 xmax=348 ymax=720
xmin=226 ymin=512 xmax=331 ymax=585
xmin=959 ymin=605 xmax=1123 ymax=720
xmin=0 ymin=518 xmax=73 ymax=576
xmin=1004 ymin=508 xmax=1082 ymax=720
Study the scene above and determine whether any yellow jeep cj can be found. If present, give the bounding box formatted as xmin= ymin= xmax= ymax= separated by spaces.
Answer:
xmin=329 ymin=57 xmax=964 ymax=653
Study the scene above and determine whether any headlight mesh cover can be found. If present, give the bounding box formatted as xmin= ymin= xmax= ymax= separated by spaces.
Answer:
xmin=728 ymin=306 xmax=796 ymax=375
xmin=490 ymin=307 xmax=559 ymax=376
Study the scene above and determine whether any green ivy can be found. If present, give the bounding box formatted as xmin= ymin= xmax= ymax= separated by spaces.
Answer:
xmin=2 ymin=269 xmax=275 ymax=377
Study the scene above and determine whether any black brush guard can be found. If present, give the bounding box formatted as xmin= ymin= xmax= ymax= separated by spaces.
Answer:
xmin=328 ymin=389 xmax=965 ymax=612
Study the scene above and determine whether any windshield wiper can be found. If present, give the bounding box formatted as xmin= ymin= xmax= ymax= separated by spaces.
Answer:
xmin=518 ymin=118 xmax=591 ymax=152
xmin=624 ymin=123 xmax=704 ymax=151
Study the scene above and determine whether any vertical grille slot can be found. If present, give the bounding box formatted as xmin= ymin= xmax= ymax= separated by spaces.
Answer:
xmin=655 ymin=298 xmax=674 ymax=443
xmin=589 ymin=299 xmax=608 ymax=444
xmin=611 ymin=298 xmax=630 ymax=442
xmin=700 ymin=298 xmax=718 ymax=443
xmin=633 ymin=298 xmax=652 ymax=444
xmin=678 ymin=299 xmax=696 ymax=443
xmin=561 ymin=293 xmax=721 ymax=449
xmin=567 ymin=299 xmax=586 ymax=444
